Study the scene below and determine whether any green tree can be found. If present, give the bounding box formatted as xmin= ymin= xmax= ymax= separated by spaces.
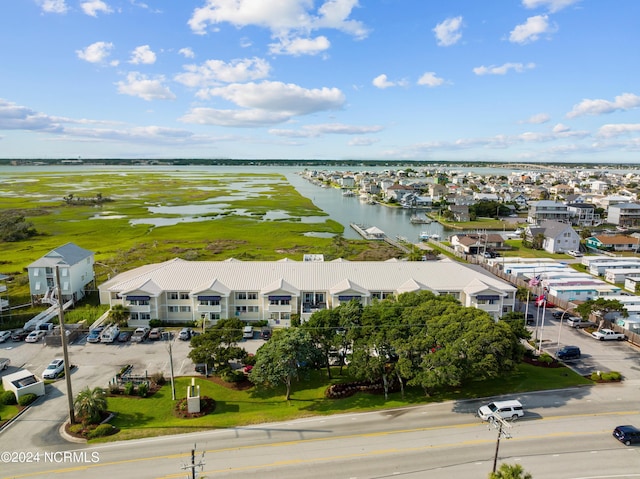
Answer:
xmin=249 ymin=328 xmax=319 ymax=400
xmin=489 ymin=463 xmax=532 ymax=479
xmin=575 ymin=298 xmax=628 ymax=324
xmin=499 ymin=312 xmax=532 ymax=340
xmin=74 ymin=386 xmax=108 ymax=424
xmin=0 ymin=212 xmax=37 ymax=242
xmin=301 ymin=308 xmax=341 ymax=379
xmin=107 ymin=304 xmax=129 ymax=327
xmin=188 ymin=318 xmax=247 ymax=373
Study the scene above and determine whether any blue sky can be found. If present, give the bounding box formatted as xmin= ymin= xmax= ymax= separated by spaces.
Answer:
xmin=0 ymin=0 xmax=639 ymax=163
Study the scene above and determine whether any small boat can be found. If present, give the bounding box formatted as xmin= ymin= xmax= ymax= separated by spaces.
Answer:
xmin=410 ymin=215 xmax=432 ymax=224
xmin=419 ymin=232 xmax=431 ymax=240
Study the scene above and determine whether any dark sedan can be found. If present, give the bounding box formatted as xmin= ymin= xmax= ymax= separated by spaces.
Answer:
xmin=11 ymin=329 xmax=29 ymax=341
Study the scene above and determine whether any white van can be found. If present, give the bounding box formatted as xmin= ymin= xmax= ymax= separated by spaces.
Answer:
xmin=243 ymin=325 xmax=254 ymax=339
xmin=477 ymin=400 xmax=524 ymax=421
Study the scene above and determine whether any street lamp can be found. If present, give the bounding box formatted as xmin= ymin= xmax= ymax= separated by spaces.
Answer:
xmin=557 ymin=298 xmax=576 ymax=350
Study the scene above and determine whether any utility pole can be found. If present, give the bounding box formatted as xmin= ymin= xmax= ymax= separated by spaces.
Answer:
xmin=55 ymin=266 xmax=75 ymax=425
xmin=181 ymin=444 xmax=205 ymax=479
xmin=489 ymin=415 xmax=512 ymax=474
xmin=166 ymin=334 xmax=176 ymax=400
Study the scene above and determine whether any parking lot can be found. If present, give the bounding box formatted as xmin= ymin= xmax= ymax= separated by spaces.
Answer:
xmin=0 ymin=330 xmax=267 ymax=392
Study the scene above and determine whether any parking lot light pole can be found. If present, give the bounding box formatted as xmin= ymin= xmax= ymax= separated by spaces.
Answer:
xmin=55 ymin=266 xmax=75 ymax=425
xmin=557 ymin=298 xmax=576 ymax=350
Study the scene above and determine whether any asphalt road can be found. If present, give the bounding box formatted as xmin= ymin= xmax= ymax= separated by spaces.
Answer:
xmin=2 ymin=323 xmax=640 ymax=478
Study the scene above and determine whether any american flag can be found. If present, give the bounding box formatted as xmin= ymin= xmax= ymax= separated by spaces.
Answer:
xmin=528 ymin=275 xmax=541 ymax=287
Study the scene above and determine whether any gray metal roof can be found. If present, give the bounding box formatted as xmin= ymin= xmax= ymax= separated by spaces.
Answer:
xmin=28 ymin=242 xmax=94 ymax=268
xmin=101 ymin=257 xmax=515 ymax=296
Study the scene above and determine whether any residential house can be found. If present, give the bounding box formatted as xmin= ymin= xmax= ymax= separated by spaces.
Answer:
xmin=27 ymin=242 xmax=95 ymax=306
xmin=549 ymin=184 xmax=575 ymax=199
xmin=525 ymin=220 xmax=581 ymax=254
xmin=567 ymin=202 xmax=601 ymax=226
xmin=449 ymin=205 xmax=470 ymax=222
xmin=450 ymin=233 xmax=506 ymax=255
xmin=428 ymin=183 xmax=448 ymax=201
xmin=585 ymin=234 xmax=640 ymax=253
xmin=607 ymin=203 xmax=640 ymax=227
xmin=527 ymin=200 xmax=571 ymax=224
xmin=385 ymin=183 xmax=414 ymax=202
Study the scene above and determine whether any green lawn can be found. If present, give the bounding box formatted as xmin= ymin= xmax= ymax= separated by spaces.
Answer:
xmin=99 ymin=363 xmax=592 ymax=443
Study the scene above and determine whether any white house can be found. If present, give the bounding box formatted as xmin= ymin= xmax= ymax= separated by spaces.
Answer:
xmin=525 ymin=220 xmax=581 ymax=254
xmin=27 ymin=243 xmax=95 ymax=306
xmin=98 ymin=258 xmax=517 ymax=326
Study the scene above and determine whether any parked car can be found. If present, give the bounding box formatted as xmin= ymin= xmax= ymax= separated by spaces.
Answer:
xmin=11 ymin=329 xmax=29 ymax=341
xmin=591 ymin=329 xmax=626 ymax=341
xmin=0 ymin=330 xmax=12 ymax=343
xmin=178 ymin=328 xmax=192 ymax=341
xmin=86 ymin=327 xmax=104 ymax=343
xmin=25 ymin=330 xmax=46 ymax=343
xmin=478 ymin=400 xmax=525 ymax=421
xmin=567 ymin=250 xmax=583 ymax=257
xmin=260 ymin=328 xmax=272 ymax=340
xmin=242 ymin=365 xmax=253 ymax=374
xmin=148 ymin=327 xmax=164 ymax=340
xmin=526 ymin=314 xmax=535 ymax=325
xmin=117 ymin=331 xmax=131 ymax=342
xmin=566 ymin=317 xmax=596 ymax=329
xmin=551 ymin=311 xmax=564 ymax=319
xmin=243 ymin=325 xmax=254 ymax=339
xmin=194 ymin=362 xmax=213 ymax=375
xmin=131 ymin=327 xmax=150 ymax=342
xmin=42 ymin=358 xmax=65 ymax=379
xmin=613 ymin=425 xmax=640 ymax=446
xmin=0 ymin=358 xmax=10 ymax=370
xmin=556 ymin=345 xmax=581 ymax=360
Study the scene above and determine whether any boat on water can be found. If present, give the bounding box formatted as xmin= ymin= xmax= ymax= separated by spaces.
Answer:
xmin=419 ymin=232 xmax=440 ymax=241
xmin=410 ymin=214 xmax=432 ymax=224
xmin=342 ymin=190 xmax=355 ymax=197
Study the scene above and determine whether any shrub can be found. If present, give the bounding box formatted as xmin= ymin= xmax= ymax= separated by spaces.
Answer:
xmin=151 ymin=372 xmax=166 ymax=386
xmin=18 ymin=393 xmax=37 ymax=406
xmin=123 ymin=382 xmax=135 ymax=396
xmin=87 ymin=424 xmax=116 ymax=439
xmin=0 ymin=390 xmax=17 ymax=406
xmin=108 ymin=383 xmax=121 ymax=395
xmin=538 ymin=353 xmax=554 ymax=365
xmin=221 ymin=370 xmax=246 ymax=383
xmin=601 ymin=371 xmax=622 ymax=381
xmin=148 ymin=319 xmax=164 ymax=328
xmin=68 ymin=423 xmax=84 ymax=434
xmin=138 ymin=382 xmax=149 ymax=397
xmin=243 ymin=354 xmax=257 ymax=366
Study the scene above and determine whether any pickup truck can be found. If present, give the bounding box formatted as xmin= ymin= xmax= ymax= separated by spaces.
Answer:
xmin=591 ymin=329 xmax=626 ymax=341
xmin=131 ymin=327 xmax=150 ymax=343
xmin=565 ymin=317 xmax=597 ymax=329
xmin=0 ymin=357 xmax=10 ymax=371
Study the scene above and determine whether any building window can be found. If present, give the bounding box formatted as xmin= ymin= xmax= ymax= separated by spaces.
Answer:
xmin=199 ymin=299 xmax=220 ymax=306
xmin=168 ymin=292 xmax=179 ymax=300
xmin=236 ymin=292 xmax=247 ymax=300
xmin=269 ymin=298 xmax=290 ymax=305
xmin=180 ymin=292 xmax=190 ymax=300
xmin=179 ymin=306 xmax=191 ymax=313
xmin=168 ymin=306 xmax=179 ymax=313
xmin=247 ymin=292 xmax=258 ymax=300
xmin=235 ymin=306 xmax=247 ymax=314
xmin=247 ymin=306 xmax=259 ymax=313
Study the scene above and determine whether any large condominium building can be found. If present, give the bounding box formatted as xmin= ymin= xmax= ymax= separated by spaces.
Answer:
xmin=98 ymin=257 xmax=517 ymax=328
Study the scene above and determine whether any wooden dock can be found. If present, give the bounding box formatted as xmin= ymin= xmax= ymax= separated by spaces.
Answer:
xmin=350 ymin=223 xmax=410 ymax=253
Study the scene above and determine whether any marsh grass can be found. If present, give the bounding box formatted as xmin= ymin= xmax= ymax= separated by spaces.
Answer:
xmin=0 ymin=170 xmax=369 ymax=301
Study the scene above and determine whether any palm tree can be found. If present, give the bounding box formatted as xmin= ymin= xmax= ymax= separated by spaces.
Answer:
xmin=107 ymin=304 xmax=129 ymax=327
xmin=74 ymin=386 xmax=108 ymax=424
xmin=489 ymin=463 xmax=532 ymax=479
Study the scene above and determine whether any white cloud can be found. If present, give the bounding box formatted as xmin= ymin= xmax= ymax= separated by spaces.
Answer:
xmin=76 ymin=41 xmax=115 ymax=64
xmin=80 ymin=0 xmax=113 ymax=17
xmin=473 ymin=62 xmax=535 ymax=76
xmin=180 ymin=81 xmax=345 ymax=127
xmin=509 ymin=15 xmax=555 ymax=44
xmin=552 ymin=123 xmax=570 ymax=133
xmin=180 ymin=107 xmax=293 ymax=127
xmin=566 ymin=93 xmax=640 ymax=118
xmin=37 ymin=0 xmax=68 ymax=14
xmin=348 ymin=137 xmax=379 ymax=146
xmin=0 ymin=99 xmax=58 ymax=131
xmin=175 ymin=58 xmax=271 ymax=89
xmin=372 ymin=74 xmax=394 ymax=89
xmin=417 ymin=72 xmax=444 ymax=87
xmin=179 ymin=48 xmax=195 ymax=58
xmin=129 ymin=45 xmax=157 ymax=65
xmin=116 ymin=72 xmax=176 ymax=101
xmin=372 ymin=74 xmax=409 ymax=89
xmin=269 ymin=123 xmax=383 ymax=138
xmin=205 ymin=81 xmax=344 ymax=114
xmin=522 ymin=0 xmax=580 ymax=13
xmin=188 ymin=0 xmax=368 ymax=52
xmin=269 ymin=36 xmax=330 ymax=56
xmin=598 ymin=123 xmax=640 ymax=138
xmin=522 ymin=113 xmax=550 ymax=124
xmin=433 ymin=16 xmax=463 ymax=46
